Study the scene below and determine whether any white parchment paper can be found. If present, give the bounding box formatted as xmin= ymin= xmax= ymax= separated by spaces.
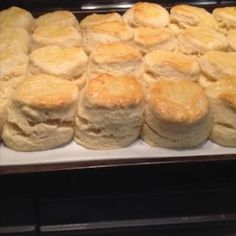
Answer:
xmin=0 ymin=140 xmax=236 ymax=166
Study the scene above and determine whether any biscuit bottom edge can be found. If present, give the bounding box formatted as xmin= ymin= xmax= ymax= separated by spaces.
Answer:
xmin=210 ymin=124 xmax=236 ymax=147
xmin=141 ymin=122 xmax=211 ymax=149
xmin=2 ymin=121 xmax=74 ymax=152
xmin=74 ymin=128 xmax=140 ymax=150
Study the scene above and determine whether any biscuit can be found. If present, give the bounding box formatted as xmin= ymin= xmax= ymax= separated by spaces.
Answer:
xmin=74 ymin=73 xmax=144 ymax=149
xmin=0 ymin=26 xmax=30 ymax=54
xmin=132 ymin=27 xmax=176 ymax=54
xmin=123 ymin=2 xmax=169 ymax=28
xmin=31 ymin=26 xmax=82 ymax=50
xmin=199 ymin=51 xmax=236 ymax=88
xmin=170 ymin=4 xmax=218 ymax=30
xmin=142 ymin=79 xmax=212 ymax=148
xmin=0 ymin=83 xmax=14 ymax=140
xmin=205 ymin=77 xmax=236 ymax=147
xmin=82 ymin=21 xmax=134 ymax=53
xmin=0 ymin=49 xmax=28 ymax=84
xmin=142 ymin=50 xmax=200 ymax=87
xmin=80 ymin=12 xmax=122 ymax=29
xmin=0 ymin=6 xmax=34 ymax=32
xmin=35 ymin=10 xmax=79 ymax=28
xmin=29 ymin=46 xmax=88 ymax=89
xmin=2 ymin=74 xmax=79 ymax=151
xmin=213 ymin=7 xmax=236 ymax=34
xmin=88 ymin=42 xmax=142 ymax=78
xmin=177 ymin=26 xmax=228 ymax=55
xmin=228 ymin=29 xmax=236 ymax=51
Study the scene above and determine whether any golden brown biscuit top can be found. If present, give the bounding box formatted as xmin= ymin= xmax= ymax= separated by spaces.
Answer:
xmin=89 ymin=21 xmax=132 ymax=34
xmin=144 ymin=50 xmax=199 ymax=74
xmin=14 ymin=74 xmax=79 ymax=110
xmin=131 ymin=2 xmax=169 ymax=27
xmin=90 ymin=43 xmax=142 ymax=64
xmin=134 ymin=27 xmax=173 ymax=46
xmin=133 ymin=2 xmax=166 ymax=17
xmin=0 ymin=6 xmax=34 ymax=29
xmin=213 ymin=7 xmax=236 ymax=20
xmin=32 ymin=25 xmax=81 ymax=39
xmin=0 ymin=6 xmax=28 ymax=20
xmin=181 ymin=26 xmax=226 ymax=45
xmin=84 ymin=74 xmax=144 ymax=108
xmin=206 ymin=51 xmax=236 ymax=66
xmin=200 ymin=51 xmax=236 ymax=71
xmin=148 ymin=79 xmax=209 ymax=123
xmin=171 ymin=4 xmax=211 ymax=17
xmin=170 ymin=4 xmax=217 ymax=28
xmin=36 ymin=10 xmax=78 ymax=27
xmin=29 ymin=46 xmax=88 ymax=75
xmin=80 ymin=13 xmax=122 ymax=29
xmin=206 ymin=77 xmax=236 ymax=109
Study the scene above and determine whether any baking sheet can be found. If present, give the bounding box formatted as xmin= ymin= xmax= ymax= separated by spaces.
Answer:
xmin=0 ymin=139 xmax=235 ymax=167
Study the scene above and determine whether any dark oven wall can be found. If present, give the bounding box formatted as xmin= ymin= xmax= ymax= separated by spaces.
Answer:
xmin=2 ymin=161 xmax=236 ymax=235
xmin=1 ymin=0 xmax=236 ymax=14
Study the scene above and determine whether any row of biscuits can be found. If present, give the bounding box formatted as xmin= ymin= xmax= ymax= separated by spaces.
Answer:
xmin=2 ymin=40 xmax=236 ymax=91
xmin=1 ymin=3 xmax=235 ymax=33
xmin=1 ymin=72 xmax=236 ymax=151
xmin=0 ymin=4 xmax=236 ymax=55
